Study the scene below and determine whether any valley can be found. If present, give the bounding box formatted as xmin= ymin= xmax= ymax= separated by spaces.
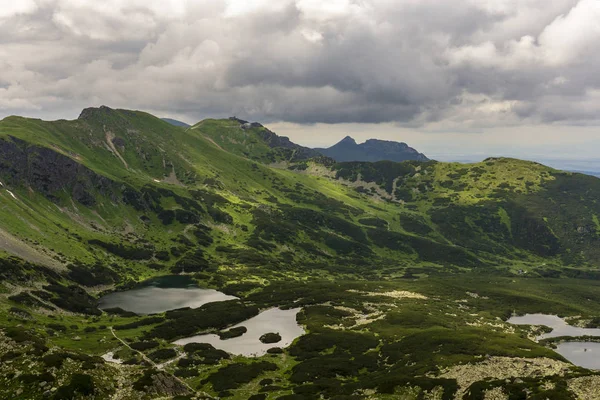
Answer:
xmin=1 ymin=107 xmax=600 ymax=399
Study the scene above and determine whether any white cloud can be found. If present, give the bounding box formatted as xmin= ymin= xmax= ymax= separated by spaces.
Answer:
xmin=537 ymin=0 xmax=600 ymax=65
xmin=0 ymin=0 xmax=37 ymax=18
xmin=0 ymin=0 xmax=599 ymax=133
xmin=223 ymin=0 xmax=291 ymax=17
xmin=447 ymin=0 xmax=600 ymax=69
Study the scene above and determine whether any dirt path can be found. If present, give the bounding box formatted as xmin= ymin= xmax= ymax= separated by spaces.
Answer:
xmin=104 ymin=130 xmax=129 ymax=170
xmin=109 ymin=327 xmax=215 ymax=400
xmin=203 ymin=136 xmax=225 ymax=151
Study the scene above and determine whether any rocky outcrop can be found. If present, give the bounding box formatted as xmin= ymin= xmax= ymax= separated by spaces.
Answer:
xmin=234 ymin=119 xmax=322 ymax=162
xmin=254 ymin=126 xmax=322 ymax=161
xmin=0 ymin=136 xmax=115 ymax=205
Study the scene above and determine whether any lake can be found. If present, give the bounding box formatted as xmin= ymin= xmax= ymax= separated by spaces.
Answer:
xmin=98 ymin=275 xmax=306 ymax=356
xmin=555 ymin=342 xmax=600 ymax=370
xmin=97 ymin=275 xmax=237 ymax=315
xmin=174 ymin=307 xmax=305 ymax=357
xmin=507 ymin=314 xmax=600 ymax=340
xmin=507 ymin=313 xmax=600 ymax=370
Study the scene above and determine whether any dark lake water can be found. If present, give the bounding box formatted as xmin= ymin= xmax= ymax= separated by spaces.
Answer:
xmin=97 ymin=275 xmax=236 ymax=315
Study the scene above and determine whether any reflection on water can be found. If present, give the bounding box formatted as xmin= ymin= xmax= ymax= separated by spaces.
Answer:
xmin=507 ymin=313 xmax=600 ymax=370
xmin=507 ymin=314 xmax=600 ymax=339
xmin=174 ymin=308 xmax=304 ymax=357
xmin=98 ymin=276 xmax=236 ymax=314
xmin=555 ymin=342 xmax=600 ymax=370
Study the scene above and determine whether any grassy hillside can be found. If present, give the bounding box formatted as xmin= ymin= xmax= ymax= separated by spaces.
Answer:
xmin=1 ymin=107 xmax=600 ymax=399
xmin=191 ymin=117 xmax=321 ymax=163
xmin=2 ymin=107 xmax=597 ymax=275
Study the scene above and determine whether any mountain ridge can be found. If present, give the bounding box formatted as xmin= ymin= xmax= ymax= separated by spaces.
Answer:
xmin=2 ymin=106 xmax=600 ymax=399
xmin=0 ymin=106 xmax=598 ymax=271
xmin=161 ymin=117 xmax=191 ymax=128
xmin=315 ymin=135 xmax=429 ymax=162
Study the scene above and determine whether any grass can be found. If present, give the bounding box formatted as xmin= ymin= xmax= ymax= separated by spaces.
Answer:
xmin=1 ymin=107 xmax=600 ymax=398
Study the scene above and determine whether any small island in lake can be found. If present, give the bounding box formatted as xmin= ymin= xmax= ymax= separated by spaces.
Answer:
xmin=260 ymin=332 xmax=282 ymax=344
xmin=218 ymin=326 xmax=248 ymax=340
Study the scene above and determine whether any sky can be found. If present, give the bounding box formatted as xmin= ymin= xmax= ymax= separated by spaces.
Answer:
xmin=1 ymin=0 xmax=599 ymax=169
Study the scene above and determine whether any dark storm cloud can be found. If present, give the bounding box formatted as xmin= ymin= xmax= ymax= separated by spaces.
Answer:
xmin=1 ymin=0 xmax=599 ymax=129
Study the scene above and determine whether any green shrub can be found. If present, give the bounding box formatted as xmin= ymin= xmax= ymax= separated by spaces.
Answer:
xmin=148 ymin=348 xmax=177 ymax=362
xmin=259 ymin=332 xmax=281 ymax=344
xmin=130 ymin=341 xmax=159 ymax=351
xmin=218 ymin=326 xmax=247 ymax=340
xmin=203 ymin=361 xmax=278 ymax=391
xmin=53 ymin=374 xmax=95 ymax=399
xmin=145 ymin=300 xmax=259 ymax=340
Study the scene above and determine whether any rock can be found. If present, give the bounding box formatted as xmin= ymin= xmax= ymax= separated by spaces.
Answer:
xmin=0 ymin=138 xmax=115 ymax=206
xmin=259 ymin=332 xmax=282 ymax=344
xmin=149 ymin=372 xmax=190 ymax=397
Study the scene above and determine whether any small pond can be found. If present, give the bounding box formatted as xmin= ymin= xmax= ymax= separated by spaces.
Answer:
xmin=507 ymin=314 xmax=600 ymax=340
xmin=508 ymin=313 xmax=600 ymax=370
xmin=174 ymin=307 xmax=305 ymax=357
xmin=97 ymin=275 xmax=237 ymax=315
xmin=555 ymin=342 xmax=600 ymax=370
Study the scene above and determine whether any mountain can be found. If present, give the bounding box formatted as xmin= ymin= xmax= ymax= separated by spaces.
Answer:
xmin=2 ymin=107 xmax=600 ymax=399
xmin=2 ymin=108 xmax=597 ymax=272
xmin=190 ymin=117 xmax=322 ymax=163
xmin=161 ymin=117 xmax=190 ymax=128
xmin=316 ymin=135 xmax=429 ymax=162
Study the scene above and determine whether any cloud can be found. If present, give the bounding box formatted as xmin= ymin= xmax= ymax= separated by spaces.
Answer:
xmin=446 ymin=0 xmax=600 ymax=68
xmin=1 ymin=0 xmax=600 ymax=129
xmin=0 ymin=0 xmax=38 ymax=18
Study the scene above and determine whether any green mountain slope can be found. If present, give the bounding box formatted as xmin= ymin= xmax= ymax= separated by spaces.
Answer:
xmin=0 ymin=106 xmax=599 ymax=279
xmin=191 ymin=117 xmax=322 ymax=163
xmin=161 ymin=118 xmax=191 ymax=128
xmin=2 ymin=107 xmax=600 ymax=399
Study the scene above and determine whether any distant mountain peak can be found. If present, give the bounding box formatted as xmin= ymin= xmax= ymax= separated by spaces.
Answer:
xmin=315 ymin=136 xmax=429 ymax=163
xmin=364 ymin=138 xmax=407 ymax=147
xmin=338 ymin=136 xmax=357 ymax=145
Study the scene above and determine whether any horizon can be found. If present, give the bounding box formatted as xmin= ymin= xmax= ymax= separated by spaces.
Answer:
xmin=2 ymin=0 xmax=600 ymax=170
xmin=5 ymin=2 xmax=600 ymax=395
xmin=4 ymin=105 xmax=600 ymax=174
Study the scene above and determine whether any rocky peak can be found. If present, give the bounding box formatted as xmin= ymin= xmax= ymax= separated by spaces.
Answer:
xmin=229 ymin=116 xmax=249 ymax=124
xmin=78 ymin=105 xmax=114 ymax=121
xmin=338 ymin=136 xmax=358 ymax=146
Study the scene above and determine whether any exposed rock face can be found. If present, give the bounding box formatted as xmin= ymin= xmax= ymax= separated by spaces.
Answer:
xmin=316 ymin=136 xmax=429 ymax=162
xmin=78 ymin=105 xmax=115 ymax=121
xmin=254 ymin=126 xmax=322 ymax=161
xmin=149 ymin=372 xmax=191 ymax=397
xmin=0 ymin=136 xmax=114 ymax=205
xmin=236 ymin=119 xmax=322 ymax=162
